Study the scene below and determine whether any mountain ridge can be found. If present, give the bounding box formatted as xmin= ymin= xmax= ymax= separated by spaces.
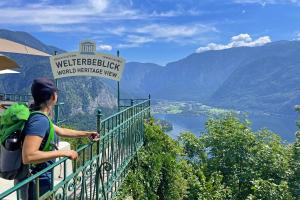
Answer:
xmin=1 ymin=29 xmax=299 ymax=125
xmin=122 ymin=40 xmax=300 ymax=117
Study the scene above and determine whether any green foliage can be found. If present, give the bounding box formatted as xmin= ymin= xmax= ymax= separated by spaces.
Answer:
xmin=117 ymin=115 xmax=298 ymax=200
xmin=288 ymin=107 xmax=300 ymax=198
xmin=179 ymin=132 xmax=207 ymax=164
xmin=289 ymin=108 xmax=300 ymax=198
xmin=198 ymin=172 xmax=232 ymax=200
xmin=154 ymin=119 xmax=173 ymax=132
xmin=247 ymin=179 xmax=293 ymax=200
xmin=196 ymin=115 xmax=293 ymax=199
xmin=116 ymin=119 xmax=187 ymax=200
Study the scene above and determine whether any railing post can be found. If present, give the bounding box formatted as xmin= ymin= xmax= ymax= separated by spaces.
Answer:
xmin=130 ymin=99 xmax=134 ymax=106
xmin=96 ymin=109 xmax=102 ymax=200
xmin=117 ymin=50 xmax=120 ymax=112
xmin=97 ymin=109 xmax=102 ymax=137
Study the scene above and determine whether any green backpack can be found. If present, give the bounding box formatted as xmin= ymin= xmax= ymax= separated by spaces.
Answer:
xmin=0 ymin=103 xmax=55 ymax=180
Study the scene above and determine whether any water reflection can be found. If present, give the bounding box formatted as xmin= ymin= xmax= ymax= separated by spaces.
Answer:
xmin=154 ymin=113 xmax=297 ymax=142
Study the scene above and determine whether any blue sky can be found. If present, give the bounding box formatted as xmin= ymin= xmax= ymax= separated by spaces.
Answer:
xmin=0 ymin=0 xmax=300 ymax=65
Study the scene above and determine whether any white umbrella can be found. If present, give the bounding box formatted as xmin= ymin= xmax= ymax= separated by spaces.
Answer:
xmin=0 ymin=54 xmax=19 ymax=71
xmin=0 ymin=38 xmax=50 ymax=57
xmin=0 ymin=38 xmax=51 ymax=74
xmin=0 ymin=69 xmax=20 ymax=74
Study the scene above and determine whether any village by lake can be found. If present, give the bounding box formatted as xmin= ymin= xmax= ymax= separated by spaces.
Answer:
xmin=153 ymin=100 xmax=297 ymax=142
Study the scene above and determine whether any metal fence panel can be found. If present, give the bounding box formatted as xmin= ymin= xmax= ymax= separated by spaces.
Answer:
xmin=0 ymin=99 xmax=151 ymax=200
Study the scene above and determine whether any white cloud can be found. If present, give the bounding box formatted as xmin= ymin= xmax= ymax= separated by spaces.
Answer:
xmin=118 ymin=35 xmax=154 ymax=48
xmin=106 ymin=26 xmax=127 ymax=36
xmin=234 ymin=0 xmax=300 ymax=5
xmin=136 ymin=23 xmax=216 ymax=43
xmin=0 ymin=6 xmax=91 ymax=25
xmin=0 ymin=0 xmax=205 ymax=27
xmin=136 ymin=24 xmax=212 ymax=39
xmin=40 ymin=25 xmax=91 ymax=32
xmin=116 ymin=23 xmax=216 ymax=48
xmin=0 ymin=1 xmax=140 ymax=25
xmin=0 ymin=1 xmax=201 ymax=27
xmin=196 ymin=33 xmax=271 ymax=53
xmin=0 ymin=1 xmax=216 ymax=49
xmin=149 ymin=9 xmax=202 ymax=17
xmin=98 ymin=44 xmax=112 ymax=51
xmin=88 ymin=0 xmax=109 ymax=11
xmin=126 ymin=35 xmax=154 ymax=44
xmin=296 ymin=33 xmax=300 ymax=40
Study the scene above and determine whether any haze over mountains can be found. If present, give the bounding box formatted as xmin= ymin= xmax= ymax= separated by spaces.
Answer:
xmin=0 ymin=29 xmax=299 ymax=134
xmin=122 ymin=41 xmax=300 ymax=116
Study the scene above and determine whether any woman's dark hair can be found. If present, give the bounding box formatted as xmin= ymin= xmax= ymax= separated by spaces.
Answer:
xmin=29 ymin=101 xmax=42 ymax=111
xmin=30 ymin=77 xmax=58 ymax=111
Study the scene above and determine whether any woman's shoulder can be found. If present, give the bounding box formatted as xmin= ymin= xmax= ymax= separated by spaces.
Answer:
xmin=23 ymin=113 xmax=50 ymax=137
xmin=28 ymin=113 xmax=49 ymax=124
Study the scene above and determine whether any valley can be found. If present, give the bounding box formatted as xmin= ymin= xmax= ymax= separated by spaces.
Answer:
xmin=153 ymin=100 xmax=298 ymax=142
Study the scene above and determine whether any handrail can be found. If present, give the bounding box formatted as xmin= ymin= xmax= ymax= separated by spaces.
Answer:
xmin=0 ymin=92 xmax=32 ymax=103
xmin=0 ymin=97 xmax=151 ymax=200
xmin=103 ymin=99 xmax=149 ymax=121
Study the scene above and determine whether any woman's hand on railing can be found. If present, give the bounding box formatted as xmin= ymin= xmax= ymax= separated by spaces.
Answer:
xmin=87 ymin=131 xmax=100 ymax=142
xmin=62 ymin=150 xmax=78 ymax=160
xmin=54 ymin=125 xmax=100 ymax=140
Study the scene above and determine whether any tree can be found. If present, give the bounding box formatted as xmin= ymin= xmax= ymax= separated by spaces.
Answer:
xmin=116 ymin=119 xmax=187 ymax=200
xmin=203 ymin=115 xmax=257 ymax=199
xmin=247 ymin=179 xmax=293 ymax=200
xmin=117 ymin=116 xmax=296 ymax=199
xmin=289 ymin=132 xmax=300 ymax=198
xmin=196 ymin=115 xmax=291 ymax=199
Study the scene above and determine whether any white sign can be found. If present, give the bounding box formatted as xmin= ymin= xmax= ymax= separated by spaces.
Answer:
xmin=50 ymin=41 xmax=125 ymax=81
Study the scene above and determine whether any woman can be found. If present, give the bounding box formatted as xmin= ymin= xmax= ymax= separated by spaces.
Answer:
xmin=20 ymin=77 xmax=99 ymax=199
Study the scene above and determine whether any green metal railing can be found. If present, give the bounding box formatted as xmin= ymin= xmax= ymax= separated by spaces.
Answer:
xmin=119 ymin=95 xmax=150 ymax=110
xmin=0 ymin=98 xmax=151 ymax=200
xmin=0 ymin=93 xmax=31 ymax=103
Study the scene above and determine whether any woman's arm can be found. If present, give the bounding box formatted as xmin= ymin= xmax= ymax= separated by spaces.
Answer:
xmin=54 ymin=125 xmax=99 ymax=139
xmin=22 ymin=135 xmax=78 ymax=164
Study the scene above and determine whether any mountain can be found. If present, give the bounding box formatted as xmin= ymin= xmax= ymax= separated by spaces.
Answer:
xmin=122 ymin=47 xmax=264 ymax=100
xmin=120 ymin=62 xmax=163 ymax=97
xmin=210 ymin=45 xmax=300 ymax=115
xmin=1 ymin=29 xmax=299 ymax=134
xmin=121 ymin=40 xmax=300 ymax=116
xmin=0 ymin=30 xmax=117 ymax=126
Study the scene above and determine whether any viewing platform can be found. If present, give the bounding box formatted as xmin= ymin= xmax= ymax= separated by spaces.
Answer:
xmin=0 ymin=93 xmax=151 ymax=200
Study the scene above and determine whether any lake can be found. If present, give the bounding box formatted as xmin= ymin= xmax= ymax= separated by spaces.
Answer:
xmin=154 ymin=113 xmax=298 ymax=142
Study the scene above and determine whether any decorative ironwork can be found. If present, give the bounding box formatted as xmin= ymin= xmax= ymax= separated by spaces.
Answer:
xmin=95 ymin=161 xmax=113 ymax=200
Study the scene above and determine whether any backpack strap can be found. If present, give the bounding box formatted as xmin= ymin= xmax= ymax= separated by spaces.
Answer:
xmin=30 ymin=111 xmax=55 ymax=151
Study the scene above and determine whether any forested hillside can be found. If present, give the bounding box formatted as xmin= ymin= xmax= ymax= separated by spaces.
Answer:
xmin=116 ymin=115 xmax=300 ymax=200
